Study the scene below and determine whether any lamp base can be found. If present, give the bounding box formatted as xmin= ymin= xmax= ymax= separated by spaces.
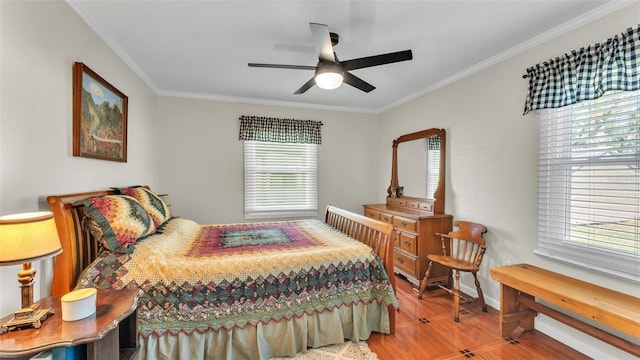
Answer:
xmin=0 ymin=303 xmax=54 ymax=335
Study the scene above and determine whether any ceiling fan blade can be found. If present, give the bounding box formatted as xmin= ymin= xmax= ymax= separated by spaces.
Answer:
xmin=248 ymin=63 xmax=316 ymax=70
xmin=309 ymin=23 xmax=335 ymax=63
xmin=343 ymin=72 xmax=375 ymax=93
xmin=294 ymin=77 xmax=316 ymax=94
xmin=341 ymin=50 xmax=413 ymax=71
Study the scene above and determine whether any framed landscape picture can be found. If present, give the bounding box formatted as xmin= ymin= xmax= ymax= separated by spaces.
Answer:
xmin=72 ymin=62 xmax=128 ymax=162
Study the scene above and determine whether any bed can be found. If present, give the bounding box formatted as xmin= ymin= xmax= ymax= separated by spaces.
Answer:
xmin=46 ymin=187 xmax=397 ymax=359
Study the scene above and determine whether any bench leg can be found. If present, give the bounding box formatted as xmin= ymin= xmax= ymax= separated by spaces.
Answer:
xmin=499 ymin=284 xmax=535 ymax=337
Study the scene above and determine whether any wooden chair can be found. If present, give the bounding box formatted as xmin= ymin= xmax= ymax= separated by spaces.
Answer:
xmin=417 ymin=221 xmax=488 ymax=322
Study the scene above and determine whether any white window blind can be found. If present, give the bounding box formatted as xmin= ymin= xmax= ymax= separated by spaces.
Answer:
xmin=536 ymin=90 xmax=639 ymax=282
xmin=244 ymin=141 xmax=318 ymax=219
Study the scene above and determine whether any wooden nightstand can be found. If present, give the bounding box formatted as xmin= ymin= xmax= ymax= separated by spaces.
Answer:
xmin=0 ymin=288 xmax=141 ymax=360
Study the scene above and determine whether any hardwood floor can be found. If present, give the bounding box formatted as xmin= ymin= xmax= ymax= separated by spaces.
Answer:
xmin=367 ymin=275 xmax=591 ymax=359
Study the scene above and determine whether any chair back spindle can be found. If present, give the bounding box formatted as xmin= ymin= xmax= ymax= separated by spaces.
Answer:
xmin=446 ymin=221 xmax=487 ymax=268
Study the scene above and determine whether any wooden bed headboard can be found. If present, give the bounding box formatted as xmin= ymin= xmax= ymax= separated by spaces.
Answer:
xmin=47 ymin=189 xmax=115 ymax=296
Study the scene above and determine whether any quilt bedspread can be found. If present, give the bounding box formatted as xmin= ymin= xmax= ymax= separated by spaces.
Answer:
xmin=76 ymin=218 xmax=398 ymax=337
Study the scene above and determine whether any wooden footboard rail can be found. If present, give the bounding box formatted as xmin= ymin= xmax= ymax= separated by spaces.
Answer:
xmin=491 ymin=264 xmax=640 ymax=357
xmin=324 ymin=205 xmax=397 ymax=334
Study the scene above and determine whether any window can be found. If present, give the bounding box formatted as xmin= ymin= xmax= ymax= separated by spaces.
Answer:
xmin=426 ymin=137 xmax=441 ymax=199
xmin=536 ymin=90 xmax=639 ymax=281
xmin=244 ymin=141 xmax=318 ymax=219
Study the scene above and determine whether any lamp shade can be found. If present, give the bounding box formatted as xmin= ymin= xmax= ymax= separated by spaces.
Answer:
xmin=0 ymin=211 xmax=62 ymax=266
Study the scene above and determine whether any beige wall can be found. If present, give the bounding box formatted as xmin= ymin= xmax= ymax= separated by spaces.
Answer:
xmin=380 ymin=4 xmax=639 ymax=359
xmin=155 ymin=97 xmax=380 ymax=224
xmin=0 ymin=1 xmax=158 ymax=317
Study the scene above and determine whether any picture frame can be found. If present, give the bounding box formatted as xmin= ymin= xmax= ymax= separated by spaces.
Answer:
xmin=73 ymin=62 xmax=128 ymax=162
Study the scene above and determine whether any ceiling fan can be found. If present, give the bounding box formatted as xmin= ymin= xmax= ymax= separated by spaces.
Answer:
xmin=248 ymin=22 xmax=413 ymax=94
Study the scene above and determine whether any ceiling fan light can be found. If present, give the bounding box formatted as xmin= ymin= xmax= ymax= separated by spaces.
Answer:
xmin=315 ymin=69 xmax=343 ymax=90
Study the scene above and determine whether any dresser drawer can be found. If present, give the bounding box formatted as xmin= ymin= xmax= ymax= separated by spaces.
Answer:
xmin=394 ymin=251 xmax=417 ymax=275
xmin=407 ymin=200 xmax=419 ymax=210
xmin=399 ymin=232 xmax=417 ymax=255
xmin=364 ymin=208 xmax=380 ymax=220
xmin=418 ymin=202 xmax=433 ymax=212
xmin=387 ymin=197 xmax=407 ymax=207
xmin=379 ymin=212 xmax=393 ymax=224
xmin=394 ymin=216 xmax=417 ymax=233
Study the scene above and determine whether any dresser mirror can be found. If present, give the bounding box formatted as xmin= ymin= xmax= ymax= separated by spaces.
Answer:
xmin=387 ymin=128 xmax=446 ymax=214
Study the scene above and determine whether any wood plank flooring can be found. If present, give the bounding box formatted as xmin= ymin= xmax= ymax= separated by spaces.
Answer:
xmin=367 ymin=276 xmax=591 ymax=359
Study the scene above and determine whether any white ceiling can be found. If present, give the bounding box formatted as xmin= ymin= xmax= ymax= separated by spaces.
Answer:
xmin=68 ymin=0 xmax=628 ymax=113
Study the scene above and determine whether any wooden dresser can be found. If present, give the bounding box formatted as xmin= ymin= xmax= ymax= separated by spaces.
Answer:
xmin=364 ymin=197 xmax=453 ymax=288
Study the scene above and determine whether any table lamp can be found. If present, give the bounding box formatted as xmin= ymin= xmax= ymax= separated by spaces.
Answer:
xmin=0 ymin=211 xmax=62 ymax=334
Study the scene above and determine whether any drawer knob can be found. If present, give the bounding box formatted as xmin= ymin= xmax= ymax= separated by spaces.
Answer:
xmin=383 ymin=217 xmax=390 ymax=221
xmin=401 ymin=221 xmax=407 ymax=227
xmin=404 ymin=240 xmax=411 ymax=246
xmin=397 ymin=257 xmax=404 ymax=264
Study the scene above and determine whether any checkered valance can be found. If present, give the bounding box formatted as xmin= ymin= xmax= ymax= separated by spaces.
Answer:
xmin=239 ymin=116 xmax=323 ymax=144
xmin=428 ymin=136 xmax=440 ymax=150
xmin=523 ymin=25 xmax=639 ymax=115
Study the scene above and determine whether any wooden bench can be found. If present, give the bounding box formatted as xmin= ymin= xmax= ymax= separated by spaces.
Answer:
xmin=490 ymin=263 xmax=640 ymax=357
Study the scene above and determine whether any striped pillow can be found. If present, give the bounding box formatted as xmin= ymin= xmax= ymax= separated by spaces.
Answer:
xmin=80 ymin=195 xmax=156 ymax=253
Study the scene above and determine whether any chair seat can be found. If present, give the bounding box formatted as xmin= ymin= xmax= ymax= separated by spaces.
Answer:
xmin=427 ymin=254 xmax=480 ymax=272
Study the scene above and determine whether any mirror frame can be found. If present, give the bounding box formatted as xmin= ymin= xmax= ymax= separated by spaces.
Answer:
xmin=387 ymin=128 xmax=446 ymax=214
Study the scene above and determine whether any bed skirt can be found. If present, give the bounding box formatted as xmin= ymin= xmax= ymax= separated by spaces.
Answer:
xmin=137 ymin=301 xmax=390 ymax=360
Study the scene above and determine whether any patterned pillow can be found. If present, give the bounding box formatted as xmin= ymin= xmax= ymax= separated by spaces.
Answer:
xmin=79 ymin=195 xmax=156 ymax=253
xmin=112 ymin=186 xmax=172 ymax=227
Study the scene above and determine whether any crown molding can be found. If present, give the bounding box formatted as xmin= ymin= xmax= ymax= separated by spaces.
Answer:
xmin=380 ymin=1 xmax=636 ymax=113
xmin=66 ymin=0 xmax=633 ymax=115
